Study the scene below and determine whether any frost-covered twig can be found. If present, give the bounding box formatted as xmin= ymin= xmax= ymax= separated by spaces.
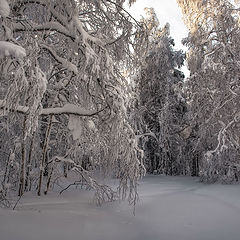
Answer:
xmin=59 ymin=181 xmax=86 ymax=194
xmin=71 ymin=164 xmax=118 ymax=205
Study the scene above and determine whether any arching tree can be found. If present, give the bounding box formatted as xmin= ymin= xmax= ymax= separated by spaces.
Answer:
xmin=0 ymin=0 xmax=146 ymax=205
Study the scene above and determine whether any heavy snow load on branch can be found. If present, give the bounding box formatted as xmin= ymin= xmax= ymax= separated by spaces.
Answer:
xmin=0 ymin=100 xmax=102 ymax=117
xmin=41 ymin=104 xmax=98 ymax=116
xmin=0 ymin=0 xmax=147 ymax=204
xmin=0 ymin=41 xmax=26 ymax=59
xmin=0 ymin=0 xmax=10 ymax=17
xmin=67 ymin=115 xmax=83 ymax=141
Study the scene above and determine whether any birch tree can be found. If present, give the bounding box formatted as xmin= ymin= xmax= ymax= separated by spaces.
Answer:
xmin=0 ymin=0 xmax=146 ymax=204
xmin=177 ymin=0 xmax=240 ymax=182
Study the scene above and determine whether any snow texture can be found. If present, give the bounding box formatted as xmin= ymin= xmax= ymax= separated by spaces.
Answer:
xmin=73 ymin=16 xmax=104 ymax=46
xmin=54 ymin=156 xmax=74 ymax=164
xmin=0 ymin=41 xmax=26 ymax=59
xmin=0 ymin=0 xmax=10 ymax=17
xmin=1 ymin=176 xmax=240 ymax=240
xmin=68 ymin=115 xmax=83 ymax=140
xmin=41 ymin=104 xmax=96 ymax=116
xmin=0 ymin=100 xmax=28 ymax=113
xmin=0 ymin=100 xmax=98 ymax=117
xmin=41 ymin=44 xmax=78 ymax=74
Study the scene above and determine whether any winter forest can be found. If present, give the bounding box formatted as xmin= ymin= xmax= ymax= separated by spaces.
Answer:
xmin=1 ymin=0 xmax=240 ymax=239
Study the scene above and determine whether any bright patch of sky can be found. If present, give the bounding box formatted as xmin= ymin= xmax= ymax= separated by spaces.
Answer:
xmin=128 ymin=0 xmax=188 ymax=50
xmin=127 ymin=0 xmax=190 ymax=76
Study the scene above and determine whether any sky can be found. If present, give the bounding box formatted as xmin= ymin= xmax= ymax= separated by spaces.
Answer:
xmin=127 ymin=0 xmax=189 ymax=75
xmin=128 ymin=0 xmax=188 ymax=50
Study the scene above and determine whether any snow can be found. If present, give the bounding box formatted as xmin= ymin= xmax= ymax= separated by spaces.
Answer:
xmin=40 ymin=44 xmax=78 ymax=74
xmin=0 ymin=100 xmax=28 ymax=113
xmin=1 ymin=175 xmax=240 ymax=240
xmin=0 ymin=41 xmax=26 ymax=59
xmin=0 ymin=100 xmax=99 ymax=117
xmin=41 ymin=104 xmax=97 ymax=116
xmin=35 ymin=67 xmax=47 ymax=94
xmin=73 ymin=16 xmax=104 ymax=46
xmin=0 ymin=0 xmax=10 ymax=17
xmin=68 ymin=115 xmax=83 ymax=140
xmin=54 ymin=156 xmax=75 ymax=164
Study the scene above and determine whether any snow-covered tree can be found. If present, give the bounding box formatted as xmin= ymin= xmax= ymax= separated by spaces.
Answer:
xmin=177 ymin=0 xmax=240 ymax=182
xmin=0 ymin=0 xmax=146 ymax=204
xmin=132 ymin=8 xmax=188 ymax=175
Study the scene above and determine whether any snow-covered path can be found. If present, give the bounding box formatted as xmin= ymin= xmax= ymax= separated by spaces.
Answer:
xmin=1 ymin=176 xmax=240 ymax=240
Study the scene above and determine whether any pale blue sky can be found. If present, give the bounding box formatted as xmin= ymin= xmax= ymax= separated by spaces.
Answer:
xmin=128 ymin=0 xmax=188 ymax=50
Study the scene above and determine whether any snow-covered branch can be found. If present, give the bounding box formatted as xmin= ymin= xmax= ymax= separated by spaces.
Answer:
xmin=72 ymin=16 xmax=104 ymax=46
xmin=13 ymin=22 xmax=74 ymax=39
xmin=40 ymin=44 xmax=78 ymax=74
xmin=1 ymin=0 xmax=145 ymax=203
xmin=0 ymin=41 xmax=26 ymax=59
xmin=0 ymin=0 xmax=10 ymax=18
xmin=0 ymin=100 xmax=105 ymax=117
xmin=41 ymin=104 xmax=105 ymax=116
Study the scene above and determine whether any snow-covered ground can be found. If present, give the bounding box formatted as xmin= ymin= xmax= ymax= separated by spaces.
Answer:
xmin=1 ymin=175 xmax=240 ymax=240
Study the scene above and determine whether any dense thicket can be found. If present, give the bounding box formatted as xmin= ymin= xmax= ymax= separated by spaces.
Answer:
xmin=133 ymin=1 xmax=240 ymax=182
xmin=0 ymin=0 xmax=146 ymax=206
xmin=177 ymin=0 xmax=240 ymax=182
xmin=132 ymin=8 xmax=189 ymax=176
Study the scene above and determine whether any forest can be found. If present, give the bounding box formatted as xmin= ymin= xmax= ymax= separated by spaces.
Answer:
xmin=1 ymin=0 xmax=240 ymax=239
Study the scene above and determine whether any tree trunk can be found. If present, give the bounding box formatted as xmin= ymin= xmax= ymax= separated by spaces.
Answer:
xmin=44 ymin=165 xmax=54 ymax=195
xmin=25 ymin=134 xmax=35 ymax=191
xmin=38 ymin=116 xmax=53 ymax=196
xmin=3 ymin=151 xmax=11 ymax=185
xmin=18 ymin=116 xmax=27 ymax=197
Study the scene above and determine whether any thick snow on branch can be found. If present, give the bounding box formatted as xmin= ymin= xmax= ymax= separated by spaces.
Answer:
xmin=0 ymin=100 xmax=102 ymax=117
xmin=53 ymin=156 xmax=74 ymax=164
xmin=0 ymin=0 xmax=10 ymax=17
xmin=41 ymin=44 xmax=78 ymax=74
xmin=41 ymin=104 xmax=98 ymax=116
xmin=13 ymin=22 xmax=73 ymax=39
xmin=0 ymin=41 xmax=26 ymax=59
xmin=73 ymin=16 xmax=104 ymax=46
xmin=0 ymin=100 xmax=28 ymax=114
xmin=68 ymin=115 xmax=83 ymax=140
